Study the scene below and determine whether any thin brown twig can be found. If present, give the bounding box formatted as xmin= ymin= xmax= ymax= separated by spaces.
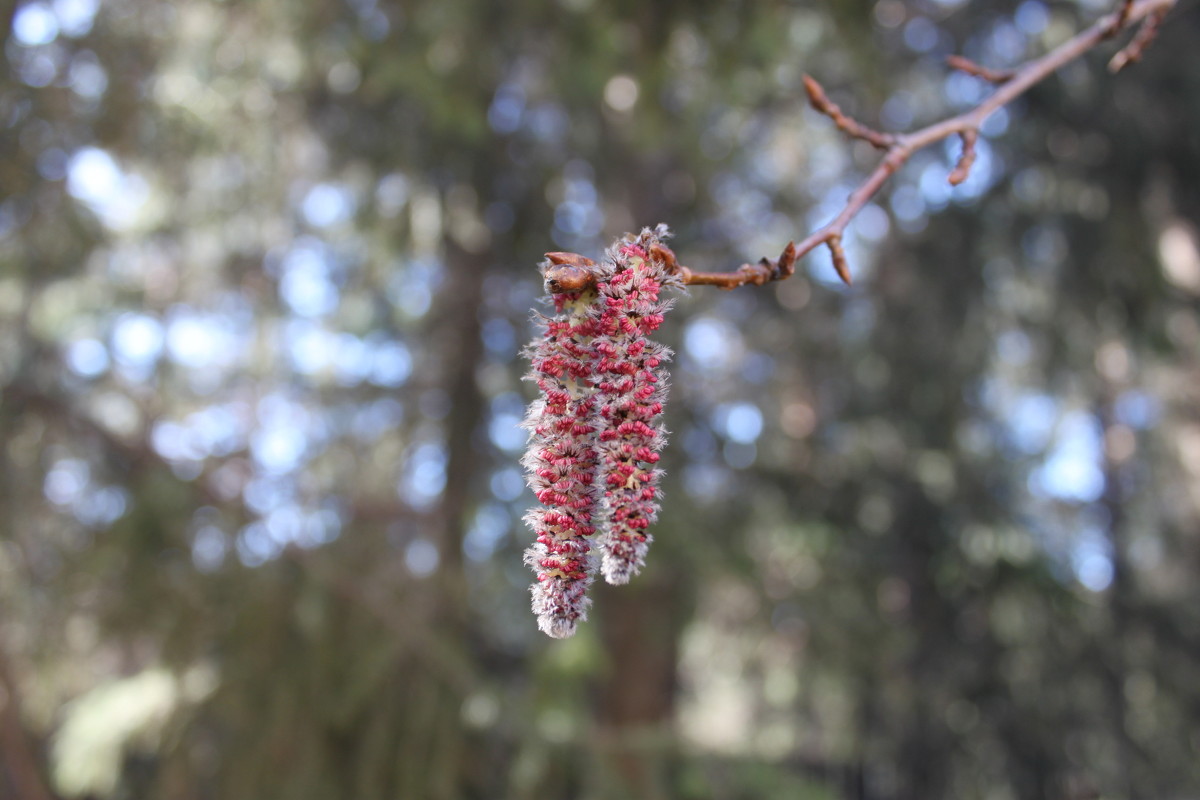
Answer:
xmin=801 ymin=75 xmax=895 ymax=150
xmin=545 ymin=0 xmax=1174 ymax=292
xmin=948 ymin=129 xmax=979 ymax=186
xmin=1108 ymin=8 xmax=1167 ymax=71
xmin=946 ymin=55 xmax=1016 ymax=84
xmin=654 ymin=241 xmax=802 ymax=289
xmin=1107 ymin=0 xmax=1138 ymax=37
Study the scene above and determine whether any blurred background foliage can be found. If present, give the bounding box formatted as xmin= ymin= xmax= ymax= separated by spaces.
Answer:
xmin=1 ymin=0 xmax=1199 ymax=797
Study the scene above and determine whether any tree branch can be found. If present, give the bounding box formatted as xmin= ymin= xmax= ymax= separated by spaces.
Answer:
xmin=801 ymin=75 xmax=895 ymax=150
xmin=1108 ymin=5 xmax=1168 ymax=72
xmin=946 ymin=55 xmax=1015 ymax=84
xmin=545 ymin=0 xmax=1174 ymax=292
xmin=710 ymin=0 xmax=1173 ymax=287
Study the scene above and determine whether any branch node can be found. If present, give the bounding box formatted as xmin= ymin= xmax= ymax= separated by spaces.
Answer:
xmin=1106 ymin=0 xmax=1137 ymax=39
xmin=946 ymin=55 xmax=1015 ymax=84
xmin=803 ymin=75 xmax=895 ymax=150
xmin=652 ymin=241 xmax=681 ymax=272
xmin=948 ymin=129 xmax=979 ymax=186
xmin=743 ymin=262 xmax=767 ymax=288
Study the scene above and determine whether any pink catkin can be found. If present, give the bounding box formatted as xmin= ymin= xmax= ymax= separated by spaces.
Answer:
xmin=522 ymin=226 xmax=678 ymax=636
xmin=521 ymin=266 xmax=605 ymax=638
xmin=590 ymin=227 xmax=678 ymax=584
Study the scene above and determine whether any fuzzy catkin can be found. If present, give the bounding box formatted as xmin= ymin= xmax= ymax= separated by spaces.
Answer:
xmin=591 ymin=228 xmax=677 ymax=584
xmin=521 ymin=274 xmax=605 ymax=638
xmin=522 ymin=226 xmax=678 ymax=637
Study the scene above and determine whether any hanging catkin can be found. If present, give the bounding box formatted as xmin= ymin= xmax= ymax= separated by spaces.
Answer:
xmin=521 ymin=227 xmax=677 ymax=637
